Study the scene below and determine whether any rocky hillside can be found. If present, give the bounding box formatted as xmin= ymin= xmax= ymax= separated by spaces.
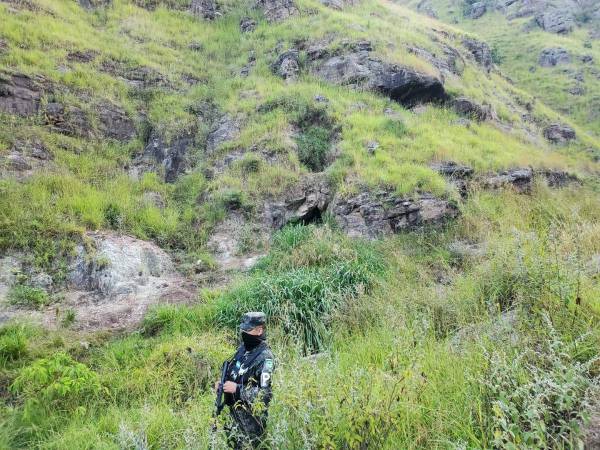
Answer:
xmin=1 ymin=0 xmax=600 ymax=448
xmin=397 ymin=0 xmax=600 ymax=137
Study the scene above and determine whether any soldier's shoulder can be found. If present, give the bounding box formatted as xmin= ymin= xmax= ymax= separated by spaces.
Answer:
xmin=257 ymin=345 xmax=274 ymax=364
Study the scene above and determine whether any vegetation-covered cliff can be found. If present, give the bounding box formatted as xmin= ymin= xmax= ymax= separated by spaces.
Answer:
xmin=1 ymin=0 xmax=600 ymax=447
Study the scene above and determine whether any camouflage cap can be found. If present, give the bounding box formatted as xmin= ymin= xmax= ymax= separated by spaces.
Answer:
xmin=240 ymin=311 xmax=266 ymax=331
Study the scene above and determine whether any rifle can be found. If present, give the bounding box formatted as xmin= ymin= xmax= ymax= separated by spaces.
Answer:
xmin=213 ymin=360 xmax=230 ymax=421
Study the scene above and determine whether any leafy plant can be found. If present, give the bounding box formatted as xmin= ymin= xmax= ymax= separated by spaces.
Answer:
xmin=8 ymin=285 xmax=50 ymax=308
xmin=11 ymin=352 xmax=101 ymax=423
xmin=480 ymin=317 xmax=598 ymax=449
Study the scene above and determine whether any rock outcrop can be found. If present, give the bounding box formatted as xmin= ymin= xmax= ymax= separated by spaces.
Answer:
xmin=0 ymin=140 xmax=53 ymax=179
xmin=462 ymin=37 xmax=493 ymax=72
xmin=330 ymin=190 xmax=458 ymax=238
xmin=430 ymin=160 xmax=473 ymax=196
xmin=482 ymin=168 xmax=533 ymax=193
xmin=64 ymin=232 xmax=195 ymax=330
xmin=45 ymin=102 xmax=92 ymax=138
xmin=44 ymin=101 xmax=136 ymax=141
xmin=536 ymin=8 xmax=574 ymax=34
xmin=272 ymin=49 xmax=301 ymax=80
xmin=466 ymin=1 xmax=486 ymax=19
xmin=319 ymin=0 xmax=356 ymax=9
xmin=264 ymin=174 xmax=332 ymax=229
xmin=207 ymin=213 xmax=267 ymax=271
xmin=100 ymin=61 xmax=170 ymax=89
xmin=450 ymin=97 xmax=494 ymax=121
xmin=256 ymin=0 xmax=299 ymax=22
xmin=543 ymin=123 xmax=576 ymax=144
xmin=311 ymin=51 xmax=446 ymax=106
xmin=538 ymin=48 xmax=570 ymax=67
xmin=407 ymin=45 xmax=463 ymax=78
xmin=206 ymin=114 xmax=241 ymax=155
xmin=240 ymin=17 xmax=257 ymax=32
xmin=0 ymin=233 xmax=195 ymax=330
xmin=132 ymin=130 xmax=195 ymax=182
xmin=538 ymin=169 xmax=579 ymax=188
xmin=78 ymin=0 xmax=111 ymax=9
xmin=0 ymin=72 xmax=49 ymax=116
xmin=189 ymin=0 xmax=217 ymax=20
xmin=97 ymin=102 xmax=137 ymax=141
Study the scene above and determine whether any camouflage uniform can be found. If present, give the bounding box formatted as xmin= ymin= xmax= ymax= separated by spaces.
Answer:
xmin=224 ymin=313 xmax=275 ymax=449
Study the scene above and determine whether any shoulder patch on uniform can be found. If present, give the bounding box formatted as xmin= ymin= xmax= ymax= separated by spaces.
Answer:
xmin=263 ymin=358 xmax=274 ymax=372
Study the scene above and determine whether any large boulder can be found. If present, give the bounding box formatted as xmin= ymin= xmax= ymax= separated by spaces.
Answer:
xmin=538 ymin=48 xmax=570 ymax=67
xmin=536 ymin=8 xmax=574 ymax=34
xmin=466 ymin=1 xmax=487 ymax=19
xmin=450 ymin=97 xmax=494 ymax=121
xmin=132 ymin=130 xmax=195 ymax=182
xmin=0 ymin=73 xmax=49 ymax=117
xmin=543 ymin=123 xmax=576 ymax=144
xmin=330 ymin=190 xmax=458 ymax=238
xmin=311 ymin=51 xmax=446 ymax=106
xmin=462 ymin=37 xmax=493 ymax=72
xmin=256 ymin=0 xmax=298 ymax=22
xmin=65 ymin=232 xmax=195 ymax=330
xmin=264 ymin=174 xmax=332 ymax=229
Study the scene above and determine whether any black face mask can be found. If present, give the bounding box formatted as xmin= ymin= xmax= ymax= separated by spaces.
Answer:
xmin=241 ymin=331 xmax=265 ymax=350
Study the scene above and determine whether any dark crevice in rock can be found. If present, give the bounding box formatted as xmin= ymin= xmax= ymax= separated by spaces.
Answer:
xmin=264 ymin=174 xmax=332 ymax=229
xmin=310 ymin=50 xmax=447 ymax=106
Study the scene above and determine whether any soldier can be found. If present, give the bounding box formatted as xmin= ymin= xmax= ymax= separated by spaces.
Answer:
xmin=215 ymin=312 xmax=275 ymax=449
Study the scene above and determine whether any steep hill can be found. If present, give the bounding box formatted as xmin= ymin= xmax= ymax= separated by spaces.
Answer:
xmin=1 ymin=0 xmax=600 ymax=448
xmin=396 ymin=0 xmax=600 ymax=137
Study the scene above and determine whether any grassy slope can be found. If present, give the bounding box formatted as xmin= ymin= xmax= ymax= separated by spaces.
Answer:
xmin=1 ymin=0 xmax=600 ymax=448
xmin=396 ymin=0 xmax=600 ymax=138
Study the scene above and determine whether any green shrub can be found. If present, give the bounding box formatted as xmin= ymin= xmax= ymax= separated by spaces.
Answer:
xmin=480 ymin=317 xmax=598 ymax=449
xmin=8 ymin=285 xmax=50 ymax=308
xmin=11 ymin=352 xmax=101 ymax=423
xmin=296 ymin=126 xmax=332 ymax=172
xmin=0 ymin=324 xmax=31 ymax=366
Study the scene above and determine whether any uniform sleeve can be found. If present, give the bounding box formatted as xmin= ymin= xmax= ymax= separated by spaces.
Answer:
xmin=237 ymin=354 xmax=274 ymax=407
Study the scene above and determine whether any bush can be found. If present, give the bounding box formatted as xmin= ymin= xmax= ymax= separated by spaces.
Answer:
xmin=8 ymin=285 xmax=50 ymax=308
xmin=130 ymin=335 xmax=230 ymax=404
xmin=480 ymin=317 xmax=598 ymax=448
xmin=11 ymin=352 xmax=101 ymax=423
